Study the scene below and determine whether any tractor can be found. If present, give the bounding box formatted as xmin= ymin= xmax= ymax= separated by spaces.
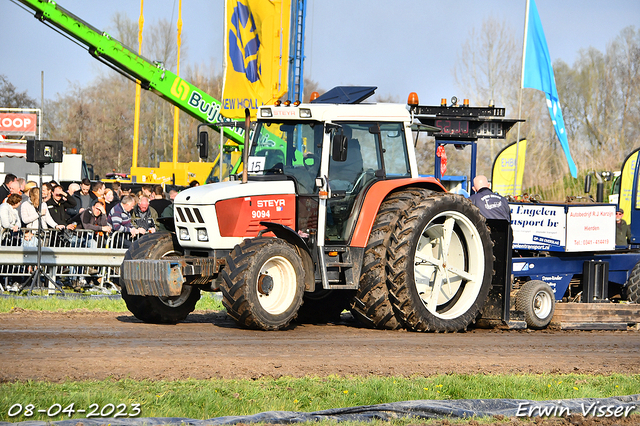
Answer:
xmin=121 ymin=87 xmax=518 ymax=332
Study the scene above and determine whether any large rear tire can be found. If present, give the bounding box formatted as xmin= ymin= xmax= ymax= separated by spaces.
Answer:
xmin=121 ymin=232 xmax=200 ymax=324
xmin=387 ymin=192 xmax=493 ymax=332
xmin=220 ymin=237 xmax=305 ymax=330
xmin=351 ymin=189 xmax=427 ymax=329
xmin=626 ymin=261 xmax=640 ymax=303
xmin=515 ymin=280 xmax=555 ymax=329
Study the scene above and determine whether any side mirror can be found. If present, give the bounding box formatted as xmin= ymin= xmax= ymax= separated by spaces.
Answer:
xmin=332 ymin=134 xmax=348 ymax=162
xmin=198 ymin=131 xmax=209 ymax=160
xmin=584 ymin=174 xmax=592 ymax=194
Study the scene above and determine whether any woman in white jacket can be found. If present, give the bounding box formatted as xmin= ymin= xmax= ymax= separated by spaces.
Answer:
xmin=21 ymin=187 xmax=61 ymax=230
xmin=0 ymin=193 xmax=22 ymax=232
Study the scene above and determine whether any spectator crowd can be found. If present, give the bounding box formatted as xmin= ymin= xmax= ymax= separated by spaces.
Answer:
xmin=0 ymin=173 xmax=178 ymax=248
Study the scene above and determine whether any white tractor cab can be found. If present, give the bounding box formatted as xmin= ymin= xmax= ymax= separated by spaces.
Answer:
xmin=121 ymin=87 xmax=520 ymax=332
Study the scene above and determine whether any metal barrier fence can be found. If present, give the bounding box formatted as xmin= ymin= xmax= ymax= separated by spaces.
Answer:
xmin=0 ymin=228 xmax=137 ymax=294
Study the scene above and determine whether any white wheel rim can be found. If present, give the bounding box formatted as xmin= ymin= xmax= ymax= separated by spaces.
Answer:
xmin=257 ymin=255 xmax=297 ymax=315
xmin=413 ymin=210 xmax=485 ymax=319
xmin=533 ymin=290 xmax=553 ymax=319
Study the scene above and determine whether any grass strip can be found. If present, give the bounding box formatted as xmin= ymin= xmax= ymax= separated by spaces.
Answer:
xmin=1 ymin=374 xmax=638 ymax=422
xmin=0 ymin=292 xmax=224 ymax=313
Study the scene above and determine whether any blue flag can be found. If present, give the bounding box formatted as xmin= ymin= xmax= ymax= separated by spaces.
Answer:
xmin=522 ymin=0 xmax=577 ymax=178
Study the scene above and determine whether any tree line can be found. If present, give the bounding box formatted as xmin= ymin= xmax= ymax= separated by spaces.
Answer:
xmin=449 ymin=19 xmax=639 ymax=199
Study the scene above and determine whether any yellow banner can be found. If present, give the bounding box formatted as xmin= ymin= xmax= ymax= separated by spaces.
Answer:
xmin=619 ymin=148 xmax=639 ymax=224
xmin=491 ymin=139 xmax=527 ymax=196
xmin=222 ymin=0 xmax=291 ymax=119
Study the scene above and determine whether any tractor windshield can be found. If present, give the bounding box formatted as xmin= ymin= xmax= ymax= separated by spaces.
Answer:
xmin=247 ymin=121 xmax=323 ymax=194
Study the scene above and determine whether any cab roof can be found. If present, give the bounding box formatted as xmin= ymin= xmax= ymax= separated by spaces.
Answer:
xmin=259 ymin=102 xmax=411 ymax=123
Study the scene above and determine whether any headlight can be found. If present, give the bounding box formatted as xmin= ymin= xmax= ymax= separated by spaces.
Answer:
xmin=178 ymin=227 xmax=189 ymax=240
xmin=260 ymin=108 xmax=273 ymax=118
xmin=197 ymin=228 xmax=209 ymax=241
xmin=299 ymin=108 xmax=312 ymax=118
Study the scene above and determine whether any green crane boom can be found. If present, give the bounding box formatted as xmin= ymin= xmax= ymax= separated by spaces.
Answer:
xmin=15 ymin=0 xmax=245 ymax=146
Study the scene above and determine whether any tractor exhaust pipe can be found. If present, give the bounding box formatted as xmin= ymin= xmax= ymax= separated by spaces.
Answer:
xmin=242 ymin=108 xmax=250 ymax=184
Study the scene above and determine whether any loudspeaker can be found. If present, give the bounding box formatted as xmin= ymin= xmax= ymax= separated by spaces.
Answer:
xmin=26 ymin=139 xmax=63 ymax=164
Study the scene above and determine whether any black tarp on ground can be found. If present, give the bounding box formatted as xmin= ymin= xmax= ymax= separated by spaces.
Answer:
xmin=2 ymin=395 xmax=638 ymax=425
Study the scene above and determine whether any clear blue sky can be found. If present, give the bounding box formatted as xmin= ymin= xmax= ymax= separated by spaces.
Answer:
xmin=2 ymin=0 xmax=639 ymax=108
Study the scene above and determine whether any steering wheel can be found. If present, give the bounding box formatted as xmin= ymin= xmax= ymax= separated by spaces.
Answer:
xmin=265 ymin=162 xmax=284 ymax=175
xmin=348 ymin=169 xmax=375 ymax=194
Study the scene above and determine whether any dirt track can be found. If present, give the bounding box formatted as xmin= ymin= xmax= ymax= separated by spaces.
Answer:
xmin=1 ymin=309 xmax=639 ymax=383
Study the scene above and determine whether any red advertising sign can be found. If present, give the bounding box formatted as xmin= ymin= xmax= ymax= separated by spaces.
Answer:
xmin=0 ymin=113 xmax=37 ymax=136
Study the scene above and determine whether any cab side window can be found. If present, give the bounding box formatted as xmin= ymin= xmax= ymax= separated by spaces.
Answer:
xmin=380 ymin=123 xmax=410 ymax=177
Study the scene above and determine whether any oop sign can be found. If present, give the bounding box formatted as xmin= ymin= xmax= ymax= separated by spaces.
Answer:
xmin=0 ymin=113 xmax=37 ymax=137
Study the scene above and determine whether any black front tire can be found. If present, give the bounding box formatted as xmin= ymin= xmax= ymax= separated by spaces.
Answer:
xmin=121 ymin=232 xmax=200 ymax=324
xmin=515 ymin=280 xmax=555 ymax=329
xmin=626 ymin=261 xmax=640 ymax=303
xmin=220 ymin=237 xmax=305 ymax=330
xmin=387 ymin=192 xmax=494 ymax=332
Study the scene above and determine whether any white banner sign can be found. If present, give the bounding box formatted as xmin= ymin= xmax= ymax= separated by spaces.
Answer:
xmin=510 ymin=203 xmax=617 ymax=252
xmin=565 ymin=205 xmax=616 ymax=252
xmin=510 ymin=203 xmax=566 ymax=251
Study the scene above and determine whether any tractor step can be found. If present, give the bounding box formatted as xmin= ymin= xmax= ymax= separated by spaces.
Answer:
xmin=325 ymin=261 xmax=353 ymax=267
xmin=317 ymin=246 xmax=364 ymax=291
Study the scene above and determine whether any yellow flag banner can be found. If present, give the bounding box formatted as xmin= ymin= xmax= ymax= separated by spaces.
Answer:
xmin=619 ymin=148 xmax=639 ymax=224
xmin=491 ymin=139 xmax=527 ymax=196
xmin=222 ymin=0 xmax=291 ymax=119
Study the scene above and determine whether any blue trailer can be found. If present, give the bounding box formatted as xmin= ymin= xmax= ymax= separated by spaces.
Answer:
xmin=511 ymin=147 xmax=640 ymax=296
xmin=510 ymin=199 xmax=640 ymax=296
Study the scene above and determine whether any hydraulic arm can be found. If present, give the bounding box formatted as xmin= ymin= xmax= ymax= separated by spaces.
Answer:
xmin=14 ymin=0 xmax=245 ymax=145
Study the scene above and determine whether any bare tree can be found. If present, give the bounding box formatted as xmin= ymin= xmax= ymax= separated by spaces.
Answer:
xmin=0 ymin=75 xmax=36 ymax=108
xmin=451 ymin=17 xmax=521 ymax=182
xmin=557 ymin=26 xmax=640 ymax=173
xmin=302 ymin=77 xmax=323 ymax=103
xmin=454 ymin=17 xmax=520 ymax=110
xmin=451 ymin=18 xmax=640 ymax=200
xmin=43 ymin=11 xmax=202 ymax=177
xmin=109 ymin=12 xmax=138 ymax=50
xmin=374 ymin=93 xmax=401 ymax=103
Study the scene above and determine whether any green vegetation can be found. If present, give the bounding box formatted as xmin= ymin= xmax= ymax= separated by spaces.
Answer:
xmin=0 ymin=292 xmax=224 ymax=313
xmin=1 ymin=375 xmax=637 ymax=422
xmin=526 ymin=170 xmax=617 ymax=203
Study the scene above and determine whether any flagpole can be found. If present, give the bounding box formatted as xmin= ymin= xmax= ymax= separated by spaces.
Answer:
xmin=513 ymin=0 xmax=530 ymax=197
xmin=172 ymin=0 xmax=183 ymax=168
xmin=132 ymin=0 xmax=144 ymax=173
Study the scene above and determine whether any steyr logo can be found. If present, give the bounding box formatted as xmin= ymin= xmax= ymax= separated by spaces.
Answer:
xmin=229 ymin=2 xmax=260 ymax=83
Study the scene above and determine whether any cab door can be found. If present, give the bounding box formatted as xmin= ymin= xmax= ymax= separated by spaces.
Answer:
xmin=326 ymin=122 xmax=411 ymax=242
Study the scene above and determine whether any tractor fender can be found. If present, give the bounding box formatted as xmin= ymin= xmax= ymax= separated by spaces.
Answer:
xmin=350 ymin=178 xmax=446 ymax=248
xmin=258 ymin=221 xmax=315 ymax=292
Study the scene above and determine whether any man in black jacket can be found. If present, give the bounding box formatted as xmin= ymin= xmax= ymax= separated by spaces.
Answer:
xmin=0 ymin=173 xmax=17 ymax=202
xmin=72 ymin=178 xmax=97 ymax=216
xmin=469 ymin=175 xmax=511 ymax=221
xmin=47 ymin=185 xmax=78 ymax=228
xmin=149 ymin=185 xmax=172 ymax=215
